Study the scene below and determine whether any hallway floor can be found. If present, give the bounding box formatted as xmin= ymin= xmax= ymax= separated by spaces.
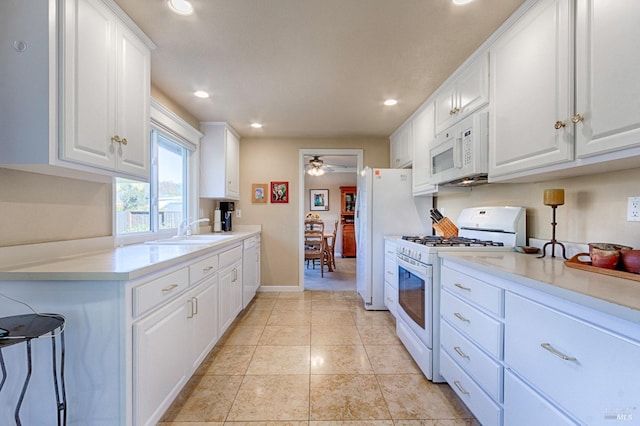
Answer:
xmin=159 ymin=290 xmax=478 ymax=425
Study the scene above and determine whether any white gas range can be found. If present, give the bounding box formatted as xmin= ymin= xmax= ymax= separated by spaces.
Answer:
xmin=394 ymin=206 xmax=526 ymax=382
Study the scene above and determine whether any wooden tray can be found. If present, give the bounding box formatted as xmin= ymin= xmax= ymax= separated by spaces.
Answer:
xmin=564 ymin=253 xmax=640 ymax=282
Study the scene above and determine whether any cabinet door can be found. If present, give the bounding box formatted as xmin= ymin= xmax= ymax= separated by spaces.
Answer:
xmin=575 ymin=0 xmax=640 ymax=157
xmin=412 ymin=103 xmax=437 ymax=195
xmin=341 ymin=224 xmax=356 ymax=257
xmin=390 ymin=123 xmax=412 ymax=168
xmin=114 ymin=22 xmax=150 ymax=178
xmin=504 ymin=370 xmax=578 ymax=426
xmin=225 ymin=128 xmax=240 ymax=199
xmin=62 ymin=0 xmax=116 ymax=170
xmin=489 ymin=0 xmax=574 ymax=178
xmin=134 ymin=297 xmax=189 ymax=426
xmin=218 ymin=267 xmax=233 ymax=335
xmin=188 ymin=275 xmax=218 ymax=371
xmin=435 ymin=54 xmax=489 ymax=135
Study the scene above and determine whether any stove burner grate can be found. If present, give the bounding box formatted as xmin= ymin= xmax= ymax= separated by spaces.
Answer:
xmin=401 ymin=235 xmax=504 ymax=247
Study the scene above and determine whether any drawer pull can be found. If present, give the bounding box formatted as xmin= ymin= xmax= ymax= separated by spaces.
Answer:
xmin=187 ymin=299 xmax=194 ymax=318
xmin=454 ymin=380 xmax=470 ymax=396
xmin=192 ymin=296 xmax=198 ymax=315
xmin=541 ymin=343 xmax=577 ymax=361
xmin=454 ymin=283 xmax=471 ymax=291
xmin=454 ymin=346 xmax=470 ymax=360
xmin=454 ymin=312 xmax=470 ymax=323
xmin=162 ymin=284 xmax=179 ymax=293
xmin=203 ymin=266 xmax=214 ymax=272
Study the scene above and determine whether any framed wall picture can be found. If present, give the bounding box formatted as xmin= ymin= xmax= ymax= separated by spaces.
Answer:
xmin=270 ymin=181 xmax=289 ymax=203
xmin=252 ymin=183 xmax=267 ymax=203
xmin=310 ymin=189 xmax=329 ymax=211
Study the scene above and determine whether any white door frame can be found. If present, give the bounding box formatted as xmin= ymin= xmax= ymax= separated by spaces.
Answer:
xmin=298 ymin=148 xmax=364 ymax=291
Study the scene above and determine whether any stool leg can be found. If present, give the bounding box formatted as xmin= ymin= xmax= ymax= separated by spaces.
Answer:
xmin=0 ymin=349 xmax=6 ymax=393
xmin=51 ymin=328 xmax=67 ymax=426
xmin=15 ymin=340 xmax=33 ymax=426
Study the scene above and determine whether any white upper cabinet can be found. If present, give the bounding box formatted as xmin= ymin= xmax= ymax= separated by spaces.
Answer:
xmin=412 ymin=102 xmax=437 ymax=195
xmin=0 ymin=0 xmax=152 ymax=181
xmin=488 ymin=0 xmax=573 ymax=179
xmin=62 ymin=0 xmax=150 ymax=180
xmin=390 ymin=122 xmax=413 ymax=169
xmin=200 ymin=123 xmax=240 ymax=200
xmin=435 ymin=53 xmax=489 ymax=135
xmin=574 ymin=0 xmax=640 ymax=158
xmin=489 ymin=0 xmax=640 ymax=182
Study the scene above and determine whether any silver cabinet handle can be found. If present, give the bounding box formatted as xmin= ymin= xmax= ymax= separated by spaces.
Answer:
xmin=454 ymin=380 xmax=470 ymax=395
xmin=454 ymin=312 xmax=470 ymax=323
xmin=192 ymin=296 xmax=198 ymax=315
xmin=203 ymin=266 xmax=214 ymax=273
xmin=454 ymin=283 xmax=471 ymax=291
xmin=454 ymin=346 xmax=470 ymax=360
xmin=162 ymin=284 xmax=179 ymax=293
xmin=187 ymin=299 xmax=194 ymax=318
xmin=540 ymin=343 xmax=577 ymax=361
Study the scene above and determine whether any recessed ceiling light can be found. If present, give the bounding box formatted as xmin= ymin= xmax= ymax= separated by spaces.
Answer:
xmin=384 ymin=99 xmax=398 ymax=106
xmin=452 ymin=0 xmax=474 ymax=5
xmin=193 ymin=90 xmax=209 ymax=99
xmin=168 ymin=0 xmax=193 ymax=15
xmin=250 ymin=123 xmax=263 ymax=129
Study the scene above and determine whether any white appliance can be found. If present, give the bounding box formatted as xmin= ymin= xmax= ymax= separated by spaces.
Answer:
xmin=355 ymin=167 xmax=432 ymax=310
xmin=430 ymin=110 xmax=488 ymax=186
xmin=395 ymin=206 xmax=526 ymax=382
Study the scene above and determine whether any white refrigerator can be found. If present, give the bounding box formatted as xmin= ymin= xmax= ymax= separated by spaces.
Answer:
xmin=355 ymin=167 xmax=433 ymax=310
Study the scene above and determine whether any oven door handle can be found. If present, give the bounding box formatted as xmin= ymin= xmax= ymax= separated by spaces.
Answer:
xmin=397 ymin=257 xmax=431 ymax=278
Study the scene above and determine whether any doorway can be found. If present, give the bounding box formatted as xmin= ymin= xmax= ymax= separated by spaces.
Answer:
xmin=298 ymin=149 xmax=363 ymax=291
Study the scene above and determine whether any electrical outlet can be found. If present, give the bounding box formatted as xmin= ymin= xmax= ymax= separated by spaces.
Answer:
xmin=628 ymin=197 xmax=640 ymax=222
xmin=236 ymin=209 xmax=241 ymax=218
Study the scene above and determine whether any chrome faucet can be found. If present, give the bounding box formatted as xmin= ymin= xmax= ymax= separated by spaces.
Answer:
xmin=177 ymin=218 xmax=210 ymax=237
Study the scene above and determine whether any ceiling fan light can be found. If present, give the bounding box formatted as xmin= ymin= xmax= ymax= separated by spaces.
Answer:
xmin=168 ymin=0 xmax=193 ymax=15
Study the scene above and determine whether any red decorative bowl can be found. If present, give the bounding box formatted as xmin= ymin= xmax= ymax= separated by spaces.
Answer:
xmin=621 ymin=249 xmax=640 ymax=274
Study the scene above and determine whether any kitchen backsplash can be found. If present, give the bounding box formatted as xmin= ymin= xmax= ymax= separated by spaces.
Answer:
xmin=435 ymin=167 xmax=640 ymax=249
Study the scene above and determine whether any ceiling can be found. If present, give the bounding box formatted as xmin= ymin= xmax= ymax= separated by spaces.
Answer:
xmin=114 ymin=0 xmax=525 ymax=139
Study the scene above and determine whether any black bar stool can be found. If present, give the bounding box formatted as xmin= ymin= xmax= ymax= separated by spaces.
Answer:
xmin=0 ymin=314 xmax=66 ymax=426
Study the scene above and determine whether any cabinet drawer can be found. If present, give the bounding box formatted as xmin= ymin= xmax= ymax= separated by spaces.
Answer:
xmin=189 ymin=254 xmax=219 ymax=285
xmin=219 ymin=245 xmax=242 ymax=269
xmin=441 ymin=266 xmax=503 ymax=316
xmin=133 ymin=267 xmax=189 ymax=317
xmin=504 ymin=370 xmax=578 ymax=426
xmin=384 ymin=281 xmax=397 ymax=317
xmin=505 ymin=292 xmax=640 ymax=424
xmin=441 ymin=320 xmax=502 ymax=401
xmin=384 ymin=256 xmax=397 ymax=287
xmin=441 ymin=290 xmax=502 ymax=358
xmin=441 ymin=350 xmax=502 ymax=426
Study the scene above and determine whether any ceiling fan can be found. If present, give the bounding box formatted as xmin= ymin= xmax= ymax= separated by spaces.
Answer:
xmin=306 ymin=156 xmax=328 ymax=176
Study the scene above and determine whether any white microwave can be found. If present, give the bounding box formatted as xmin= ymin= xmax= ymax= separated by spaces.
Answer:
xmin=429 ymin=110 xmax=488 ymax=185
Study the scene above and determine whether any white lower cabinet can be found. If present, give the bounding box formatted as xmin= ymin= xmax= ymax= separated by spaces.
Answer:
xmin=218 ymin=244 xmax=243 ymax=335
xmin=504 ymin=369 xmax=577 ymax=426
xmin=383 ymin=239 xmax=398 ymax=316
xmin=440 ymin=264 xmax=504 ymax=426
xmin=187 ymin=275 xmax=219 ymax=371
xmin=504 ymin=292 xmax=640 ymax=425
xmin=134 ymin=293 xmax=190 ymax=426
xmin=441 ymin=257 xmax=640 ymax=426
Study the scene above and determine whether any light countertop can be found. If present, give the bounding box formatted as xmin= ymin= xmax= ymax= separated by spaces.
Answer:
xmin=439 ymin=251 xmax=640 ymax=324
xmin=0 ymin=228 xmax=260 ymax=282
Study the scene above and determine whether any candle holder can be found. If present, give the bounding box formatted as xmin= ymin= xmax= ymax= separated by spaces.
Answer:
xmin=538 ymin=188 xmax=567 ymax=260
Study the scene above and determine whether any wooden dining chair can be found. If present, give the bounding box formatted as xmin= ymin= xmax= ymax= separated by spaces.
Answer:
xmin=324 ymin=220 xmax=338 ymax=271
xmin=304 ymin=226 xmax=326 ymax=277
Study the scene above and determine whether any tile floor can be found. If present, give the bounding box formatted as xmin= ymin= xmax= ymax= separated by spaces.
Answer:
xmin=159 ymin=290 xmax=478 ymax=425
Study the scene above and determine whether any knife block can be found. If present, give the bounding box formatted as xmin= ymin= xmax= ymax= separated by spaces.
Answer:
xmin=432 ymin=217 xmax=459 ymax=238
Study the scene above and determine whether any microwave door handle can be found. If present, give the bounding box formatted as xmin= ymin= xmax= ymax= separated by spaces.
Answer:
xmin=454 ymin=135 xmax=463 ymax=169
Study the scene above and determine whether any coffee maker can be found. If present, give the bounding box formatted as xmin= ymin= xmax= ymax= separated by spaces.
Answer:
xmin=219 ymin=202 xmax=234 ymax=232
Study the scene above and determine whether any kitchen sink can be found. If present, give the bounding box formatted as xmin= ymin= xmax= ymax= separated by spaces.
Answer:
xmin=145 ymin=234 xmax=234 ymax=245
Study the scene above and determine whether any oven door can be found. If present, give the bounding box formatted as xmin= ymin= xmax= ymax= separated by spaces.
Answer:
xmin=397 ymin=256 xmax=432 ymax=343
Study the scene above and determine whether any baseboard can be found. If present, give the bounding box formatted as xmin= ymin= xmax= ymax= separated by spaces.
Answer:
xmin=257 ymin=285 xmax=303 ymax=292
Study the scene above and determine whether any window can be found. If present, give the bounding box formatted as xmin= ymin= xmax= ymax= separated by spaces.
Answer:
xmin=115 ymin=129 xmax=188 ymax=235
